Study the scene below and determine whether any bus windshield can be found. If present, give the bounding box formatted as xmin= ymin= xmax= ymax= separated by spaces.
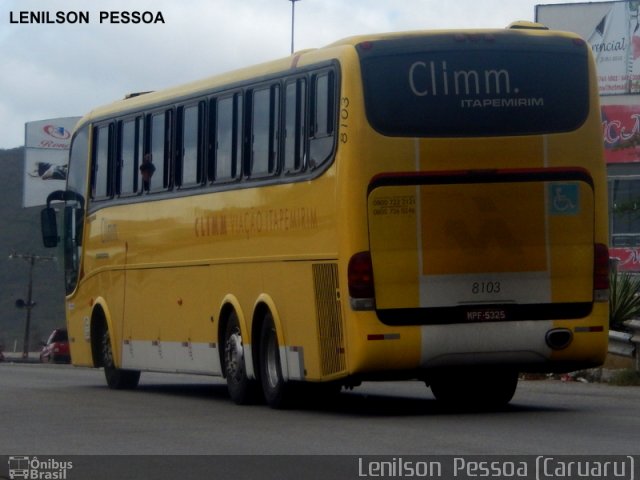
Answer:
xmin=357 ymin=32 xmax=589 ymax=137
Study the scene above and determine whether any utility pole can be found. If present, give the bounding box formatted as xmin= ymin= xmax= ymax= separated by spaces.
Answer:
xmin=9 ymin=252 xmax=55 ymax=358
xmin=289 ymin=0 xmax=301 ymax=54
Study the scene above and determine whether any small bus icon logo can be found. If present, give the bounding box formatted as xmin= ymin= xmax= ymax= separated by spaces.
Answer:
xmin=8 ymin=456 xmax=30 ymax=479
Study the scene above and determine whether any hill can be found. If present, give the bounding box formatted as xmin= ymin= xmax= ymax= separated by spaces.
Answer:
xmin=0 ymin=147 xmax=65 ymax=353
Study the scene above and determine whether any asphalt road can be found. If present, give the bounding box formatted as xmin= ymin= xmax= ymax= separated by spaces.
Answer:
xmin=0 ymin=362 xmax=638 ymax=457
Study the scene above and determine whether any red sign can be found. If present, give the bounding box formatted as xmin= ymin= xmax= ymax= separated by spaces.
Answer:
xmin=610 ymin=247 xmax=640 ymax=272
xmin=602 ymin=105 xmax=640 ymax=163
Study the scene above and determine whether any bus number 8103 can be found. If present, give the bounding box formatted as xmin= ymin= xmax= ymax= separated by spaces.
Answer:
xmin=471 ymin=281 xmax=501 ymax=295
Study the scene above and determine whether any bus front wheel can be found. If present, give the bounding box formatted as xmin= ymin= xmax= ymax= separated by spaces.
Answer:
xmin=101 ymin=325 xmax=140 ymax=390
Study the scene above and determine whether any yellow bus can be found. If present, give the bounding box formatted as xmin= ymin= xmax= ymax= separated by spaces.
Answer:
xmin=41 ymin=22 xmax=609 ymax=409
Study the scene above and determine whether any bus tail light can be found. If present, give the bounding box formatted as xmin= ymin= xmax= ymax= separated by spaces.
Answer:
xmin=594 ymin=243 xmax=609 ymax=303
xmin=348 ymin=251 xmax=376 ymax=310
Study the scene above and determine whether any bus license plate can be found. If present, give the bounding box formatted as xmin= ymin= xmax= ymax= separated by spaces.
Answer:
xmin=466 ymin=308 xmax=507 ymax=322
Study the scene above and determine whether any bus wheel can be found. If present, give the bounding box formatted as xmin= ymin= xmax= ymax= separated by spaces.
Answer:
xmin=429 ymin=368 xmax=518 ymax=410
xmin=259 ymin=313 xmax=292 ymax=409
xmin=223 ymin=312 xmax=261 ymax=405
xmin=101 ymin=325 xmax=140 ymax=390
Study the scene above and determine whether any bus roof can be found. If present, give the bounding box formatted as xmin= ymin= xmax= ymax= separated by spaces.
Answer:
xmin=76 ymin=23 xmax=579 ymax=128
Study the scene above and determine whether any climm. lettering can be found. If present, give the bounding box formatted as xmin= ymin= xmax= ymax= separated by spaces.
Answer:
xmin=9 ymin=11 xmax=89 ymax=24
xmin=409 ymin=60 xmax=514 ymax=97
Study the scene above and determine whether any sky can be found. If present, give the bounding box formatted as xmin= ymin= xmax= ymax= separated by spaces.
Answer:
xmin=0 ymin=0 xmax=591 ymax=149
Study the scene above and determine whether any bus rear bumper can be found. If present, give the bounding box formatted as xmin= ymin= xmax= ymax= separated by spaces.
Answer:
xmin=419 ymin=319 xmax=607 ymax=374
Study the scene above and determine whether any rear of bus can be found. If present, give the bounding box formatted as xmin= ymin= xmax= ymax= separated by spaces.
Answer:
xmin=342 ymin=24 xmax=608 ymax=405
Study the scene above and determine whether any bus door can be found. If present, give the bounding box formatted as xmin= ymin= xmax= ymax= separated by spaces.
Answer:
xmin=41 ymin=190 xmax=85 ymax=296
xmin=366 ymin=168 xmax=595 ymax=325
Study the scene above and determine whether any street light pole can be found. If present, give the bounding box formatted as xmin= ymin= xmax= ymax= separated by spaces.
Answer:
xmin=22 ymin=255 xmax=35 ymax=359
xmin=9 ymin=252 xmax=55 ymax=358
xmin=289 ymin=0 xmax=300 ymax=54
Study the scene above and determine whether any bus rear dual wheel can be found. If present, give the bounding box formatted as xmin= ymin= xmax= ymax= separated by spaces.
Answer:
xmin=223 ymin=311 xmax=290 ymax=408
xmin=223 ymin=312 xmax=262 ymax=405
xmin=258 ymin=313 xmax=341 ymax=408
xmin=259 ymin=313 xmax=291 ymax=409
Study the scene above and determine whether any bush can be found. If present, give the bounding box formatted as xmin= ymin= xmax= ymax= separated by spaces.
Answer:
xmin=608 ymin=369 xmax=640 ymax=386
xmin=609 ymin=272 xmax=640 ymax=331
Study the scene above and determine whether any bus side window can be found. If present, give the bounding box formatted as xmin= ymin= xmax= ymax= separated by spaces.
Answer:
xmin=309 ymin=71 xmax=336 ymax=169
xmin=117 ymin=117 xmax=141 ymax=196
xmin=177 ymin=102 xmax=205 ymax=188
xmin=284 ymin=78 xmax=307 ymax=174
xmin=250 ymin=84 xmax=280 ymax=178
xmin=145 ymin=110 xmax=172 ymax=192
xmin=206 ymin=97 xmax=216 ymax=184
xmin=91 ymin=123 xmax=114 ymax=200
xmin=215 ymin=93 xmax=243 ymax=182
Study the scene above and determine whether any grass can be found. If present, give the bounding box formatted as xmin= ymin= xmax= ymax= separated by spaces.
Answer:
xmin=608 ymin=369 xmax=640 ymax=386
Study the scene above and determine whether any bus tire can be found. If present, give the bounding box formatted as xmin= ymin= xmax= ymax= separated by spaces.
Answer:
xmin=259 ymin=313 xmax=292 ymax=409
xmin=223 ymin=312 xmax=261 ymax=405
xmin=429 ymin=368 xmax=518 ymax=410
xmin=101 ymin=325 xmax=140 ymax=390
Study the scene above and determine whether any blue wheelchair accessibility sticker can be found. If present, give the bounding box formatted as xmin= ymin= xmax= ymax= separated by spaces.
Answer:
xmin=549 ymin=183 xmax=580 ymax=216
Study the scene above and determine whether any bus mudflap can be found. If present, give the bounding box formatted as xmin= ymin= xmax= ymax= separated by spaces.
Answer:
xmin=366 ymin=168 xmax=595 ymax=325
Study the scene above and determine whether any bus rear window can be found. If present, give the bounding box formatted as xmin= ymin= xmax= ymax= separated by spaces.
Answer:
xmin=357 ymin=33 xmax=590 ymax=137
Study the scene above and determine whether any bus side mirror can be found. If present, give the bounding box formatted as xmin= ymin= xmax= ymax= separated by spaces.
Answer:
xmin=41 ymin=207 xmax=59 ymax=248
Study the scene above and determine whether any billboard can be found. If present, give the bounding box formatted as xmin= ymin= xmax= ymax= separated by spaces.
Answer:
xmin=23 ymin=117 xmax=80 ymax=208
xmin=537 ymin=1 xmax=640 ymax=95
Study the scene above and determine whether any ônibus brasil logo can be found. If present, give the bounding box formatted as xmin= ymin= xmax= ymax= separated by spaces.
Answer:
xmin=8 ymin=456 xmax=73 ymax=479
xmin=42 ymin=125 xmax=71 ymax=140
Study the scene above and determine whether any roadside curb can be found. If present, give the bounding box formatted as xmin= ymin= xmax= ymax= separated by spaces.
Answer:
xmin=0 ymin=353 xmax=41 ymax=364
